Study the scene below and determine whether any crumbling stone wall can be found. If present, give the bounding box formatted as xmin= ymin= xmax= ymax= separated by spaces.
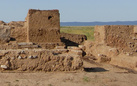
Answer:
xmin=26 ymin=9 xmax=61 ymax=43
xmin=0 ymin=9 xmax=87 ymax=48
xmin=4 ymin=9 xmax=61 ymax=43
xmin=94 ymin=25 xmax=137 ymax=54
xmin=61 ymin=33 xmax=87 ymax=46
xmin=0 ymin=49 xmax=83 ymax=72
xmin=0 ymin=25 xmax=10 ymax=44
xmin=0 ymin=9 xmax=87 ymax=72
xmin=93 ymin=25 xmax=137 ymax=70
xmin=8 ymin=21 xmax=27 ymax=42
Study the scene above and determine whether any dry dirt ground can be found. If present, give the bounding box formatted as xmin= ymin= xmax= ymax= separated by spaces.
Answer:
xmin=0 ymin=62 xmax=137 ymax=86
xmin=0 ymin=61 xmax=137 ymax=86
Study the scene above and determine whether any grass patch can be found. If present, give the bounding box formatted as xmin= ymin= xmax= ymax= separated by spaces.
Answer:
xmin=60 ymin=26 xmax=94 ymax=40
xmin=48 ymin=84 xmax=53 ymax=86
xmin=83 ymin=76 xmax=91 ymax=82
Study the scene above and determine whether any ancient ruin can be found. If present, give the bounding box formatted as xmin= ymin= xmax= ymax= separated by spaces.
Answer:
xmin=26 ymin=9 xmax=61 ymax=43
xmin=89 ymin=25 xmax=137 ymax=70
xmin=0 ymin=9 xmax=137 ymax=73
xmin=0 ymin=9 xmax=86 ymax=72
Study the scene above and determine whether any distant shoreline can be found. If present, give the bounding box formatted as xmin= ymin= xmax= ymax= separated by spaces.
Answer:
xmin=60 ymin=21 xmax=137 ymax=26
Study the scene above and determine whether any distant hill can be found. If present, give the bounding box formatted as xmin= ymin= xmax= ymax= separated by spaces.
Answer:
xmin=60 ymin=21 xmax=137 ymax=26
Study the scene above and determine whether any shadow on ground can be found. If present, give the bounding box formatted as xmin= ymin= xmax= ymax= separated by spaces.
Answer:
xmin=84 ymin=67 xmax=108 ymax=72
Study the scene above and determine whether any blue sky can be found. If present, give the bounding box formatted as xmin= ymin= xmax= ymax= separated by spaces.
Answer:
xmin=0 ymin=0 xmax=137 ymax=22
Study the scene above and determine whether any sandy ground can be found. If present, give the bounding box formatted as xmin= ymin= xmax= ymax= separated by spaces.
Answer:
xmin=0 ymin=61 xmax=137 ymax=86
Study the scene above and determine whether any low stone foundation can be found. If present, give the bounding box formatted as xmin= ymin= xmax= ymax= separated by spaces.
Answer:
xmin=0 ymin=48 xmax=83 ymax=72
xmin=0 ymin=42 xmax=64 ymax=50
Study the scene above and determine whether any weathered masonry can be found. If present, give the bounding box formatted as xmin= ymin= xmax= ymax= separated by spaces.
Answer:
xmin=92 ymin=25 xmax=137 ymax=69
xmin=0 ymin=9 xmax=86 ymax=72
xmin=26 ymin=9 xmax=61 ymax=43
xmin=94 ymin=25 xmax=137 ymax=54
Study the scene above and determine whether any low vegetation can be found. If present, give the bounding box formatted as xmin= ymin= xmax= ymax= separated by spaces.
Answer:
xmin=60 ymin=26 xmax=94 ymax=40
xmin=83 ymin=76 xmax=91 ymax=82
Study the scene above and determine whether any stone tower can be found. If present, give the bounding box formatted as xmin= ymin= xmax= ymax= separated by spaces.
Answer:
xmin=26 ymin=9 xmax=61 ymax=43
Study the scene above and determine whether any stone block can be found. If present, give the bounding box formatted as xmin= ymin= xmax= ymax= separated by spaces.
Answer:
xmin=67 ymin=46 xmax=81 ymax=50
xmin=18 ymin=42 xmax=33 ymax=46
xmin=0 ymin=25 xmax=10 ymax=44
xmin=1 ymin=65 xmax=8 ymax=69
xmin=52 ymin=49 xmax=68 ymax=55
xmin=78 ymin=45 xmax=85 ymax=50
xmin=54 ymin=46 xmax=65 ymax=49
xmin=69 ymin=49 xmax=83 ymax=56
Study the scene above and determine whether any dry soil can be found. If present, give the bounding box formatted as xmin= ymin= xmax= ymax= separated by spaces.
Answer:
xmin=0 ymin=61 xmax=137 ymax=86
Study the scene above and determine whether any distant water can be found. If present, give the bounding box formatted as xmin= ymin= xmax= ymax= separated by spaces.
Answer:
xmin=60 ymin=21 xmax=137 ymax=26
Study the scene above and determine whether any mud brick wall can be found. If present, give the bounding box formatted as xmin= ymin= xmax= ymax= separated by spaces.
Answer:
xmin=0 ymin=49 xmax=83 ymax=72
xmin=94 ymin=26 xmax=106 ymax=44
xmin=26 ymin=9 xmax=61 ymax=43
xmin=94 ymin=25 xmax=137 ymax=53
xmin=60 ymin=33 xmax=87 ymax=46
xmin=105 ymin=25 xmax=133 ymax=51
xmin=9 ymin=21 xmax=27 ymax=42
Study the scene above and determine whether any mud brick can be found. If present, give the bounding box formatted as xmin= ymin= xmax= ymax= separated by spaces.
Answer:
xmin=26 ymin=9 xmax=61 ymax=43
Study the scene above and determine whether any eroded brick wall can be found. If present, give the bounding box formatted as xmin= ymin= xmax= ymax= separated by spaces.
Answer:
xmin=94 ymin=25 xmax=137 ymax=53
xmin=26 ymin=9 xmax=61 ymax=43
xmin=0 ymin=49 xmax=83 ymax=72
xmin=8 ymin=21 xmax=27 ymax=42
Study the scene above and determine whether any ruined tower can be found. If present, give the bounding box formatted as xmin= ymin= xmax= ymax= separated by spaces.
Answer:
xmin=26 ymin=9 xmax=61 ymax=43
